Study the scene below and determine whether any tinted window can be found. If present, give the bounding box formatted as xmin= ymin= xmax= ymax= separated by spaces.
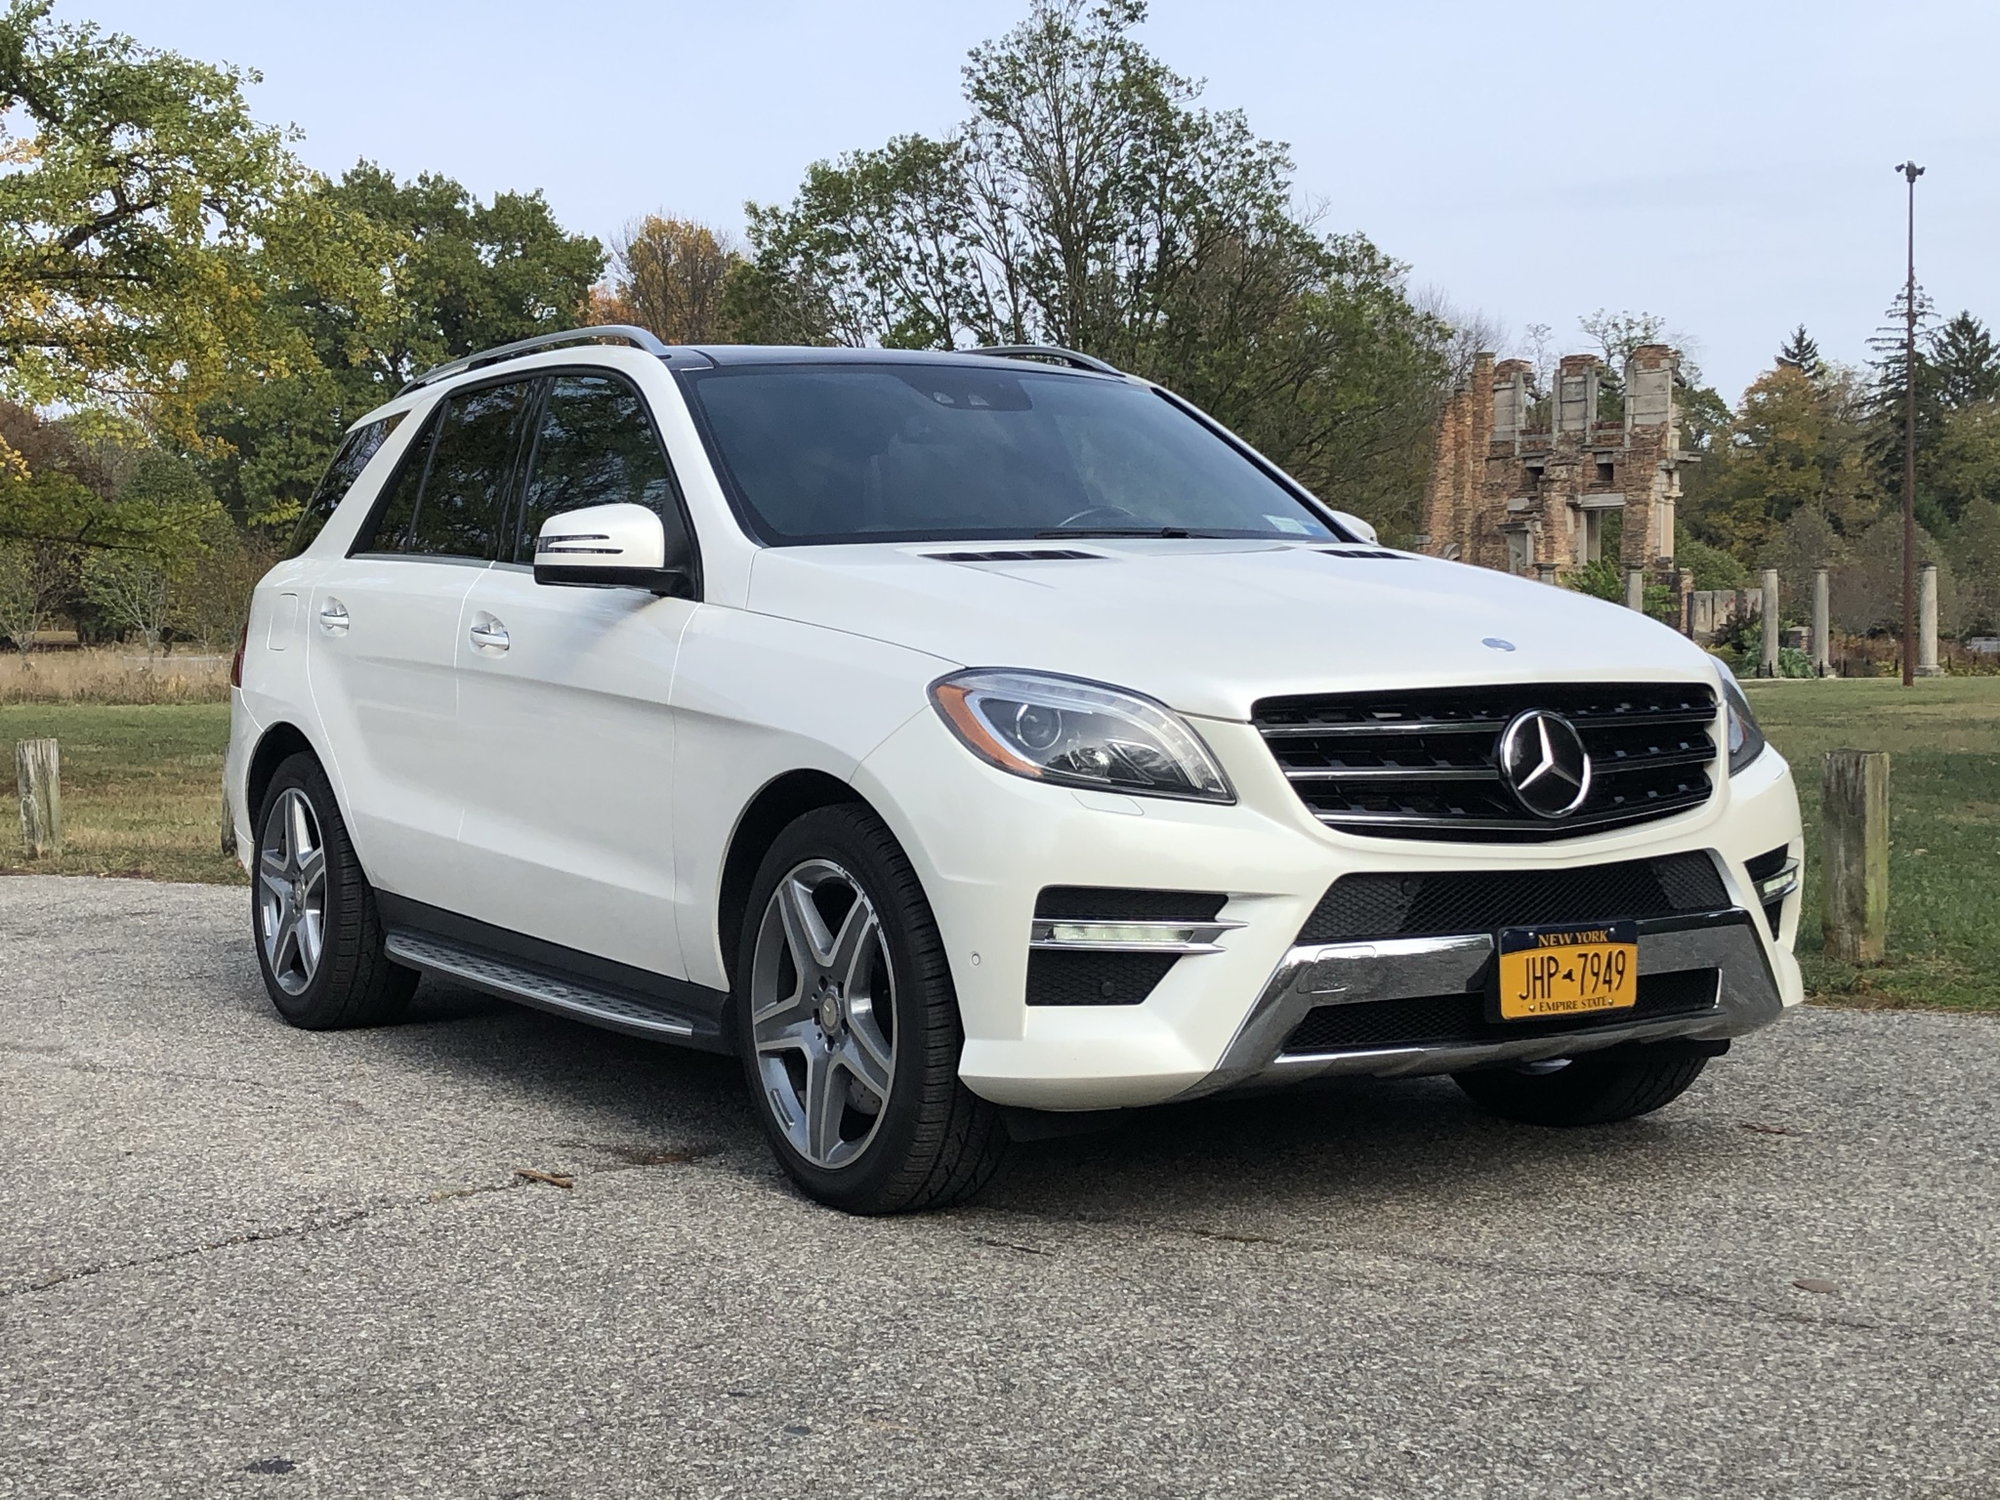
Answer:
xmin=289 ymin=412 xmax=405 ymax=557
xmin=514 ymin=374 xmax=684 ymax=562
xmin=679 ymin=364 xmax=1338 ymax=545
xmin=358 ymin=412 xmax=437 ymax=553
xmin=405 ymin=381 xmax=532 ymax=559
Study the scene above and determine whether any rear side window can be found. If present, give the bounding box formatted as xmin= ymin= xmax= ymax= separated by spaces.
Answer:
xmin=289 ymin=412 xmax=406 ymax=557
xmin=513 ymin=374 xmax=686 ymax=563
xmin=357 ymin=380 xmax=532 ymax=559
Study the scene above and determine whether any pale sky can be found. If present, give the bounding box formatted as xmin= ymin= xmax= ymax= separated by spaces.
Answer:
xmin=78 ymin=0 xmax=2000 ymax=400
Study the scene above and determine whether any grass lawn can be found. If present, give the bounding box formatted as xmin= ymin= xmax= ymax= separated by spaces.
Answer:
xmin=1746 ymin=675 xmax=2000 ymax=1014
xmin=1 ymin=703 xmax=243 ymax=885
xmin=4 ymin=682 xmax=1997 ymax=1014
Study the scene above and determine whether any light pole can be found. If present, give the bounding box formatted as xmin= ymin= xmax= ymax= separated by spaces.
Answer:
xmin=1897 ymin=160 xmax=1924 ymax=688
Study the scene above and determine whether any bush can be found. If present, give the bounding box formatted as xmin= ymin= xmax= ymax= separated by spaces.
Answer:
xmin=1676 ymin=537 xmax=1749 ymax=591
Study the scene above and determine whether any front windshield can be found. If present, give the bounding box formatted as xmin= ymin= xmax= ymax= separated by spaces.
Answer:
xmin=679 ymin=362 xmax=1340 ymax=545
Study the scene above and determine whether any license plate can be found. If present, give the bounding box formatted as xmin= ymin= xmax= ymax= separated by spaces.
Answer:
xmin=1495 ymin=921 xmax=1638 ymax=1021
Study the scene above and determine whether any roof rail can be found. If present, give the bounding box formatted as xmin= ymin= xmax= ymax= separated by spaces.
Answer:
xmin=974 ymin=344 xmax=1123 ymax=377
xmin=396 ymin=325 xmax=674 ymax=396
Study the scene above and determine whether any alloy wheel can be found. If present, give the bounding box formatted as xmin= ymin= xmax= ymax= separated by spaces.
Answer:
xmin=258 ymin=787 xmax=328 ymax=996
xmin=748 ymin=858 xmax=897 ymax=1170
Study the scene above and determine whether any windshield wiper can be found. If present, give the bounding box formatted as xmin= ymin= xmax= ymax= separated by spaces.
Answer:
xmin=1032 ymin=526 xmax=1206 ymax=539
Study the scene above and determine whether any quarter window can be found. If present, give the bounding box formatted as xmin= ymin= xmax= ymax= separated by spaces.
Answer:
xmin=515 ymin=374 xmax=686 ymax=564
xmin=289 ymin=411 xmax=406 ymax=557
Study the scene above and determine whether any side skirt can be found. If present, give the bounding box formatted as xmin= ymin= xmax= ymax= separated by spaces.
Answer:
xmin=376 ymin=893 xmax=733 ymax=1054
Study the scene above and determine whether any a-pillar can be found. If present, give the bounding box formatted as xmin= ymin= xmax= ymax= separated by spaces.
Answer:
xmin=1759 ymin=569 xmax=1780 ymax=678
xmin=1918 ymin=562 xmax=1942 ymax=677
xmin=1813 ymin=567 xmax=1832 ymax=677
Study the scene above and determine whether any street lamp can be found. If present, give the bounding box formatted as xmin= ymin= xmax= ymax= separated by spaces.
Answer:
xmin=1897 ymin=160 xmax=1924 ymax=688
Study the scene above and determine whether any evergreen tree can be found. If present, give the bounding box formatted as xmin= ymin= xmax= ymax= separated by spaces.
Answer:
xmin=1931 ymin=312 xmax=2000 ymax=409
xmin=1776 ymin=325 xmax=1825 ymax=382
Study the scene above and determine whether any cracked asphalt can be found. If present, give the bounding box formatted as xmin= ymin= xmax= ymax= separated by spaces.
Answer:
xmin=3 ymin=876 xmax=1997 ymax=1500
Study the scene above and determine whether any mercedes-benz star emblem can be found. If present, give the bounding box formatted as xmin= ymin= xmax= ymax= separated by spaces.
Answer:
xmin=1499 ymin=710 xmax=1593 ymax=818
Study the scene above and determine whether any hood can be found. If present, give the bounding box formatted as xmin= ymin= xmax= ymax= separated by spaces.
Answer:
xmin=745 ymin=539 xmax=1722 ymax=721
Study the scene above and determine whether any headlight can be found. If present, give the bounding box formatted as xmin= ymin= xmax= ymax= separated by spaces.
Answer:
xmin=929 ymin=669 xmax=1234 ymax=803
xmin=1717 ymin=662 xmax=1767 ymax=775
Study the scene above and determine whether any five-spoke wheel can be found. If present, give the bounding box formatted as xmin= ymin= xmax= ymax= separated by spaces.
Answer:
xmin=257 ymin=787 xmax=328 ymax=996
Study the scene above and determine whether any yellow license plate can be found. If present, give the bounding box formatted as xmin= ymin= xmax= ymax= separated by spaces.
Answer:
xmin=1496 ymin=922 xmax=1638 ymax=1020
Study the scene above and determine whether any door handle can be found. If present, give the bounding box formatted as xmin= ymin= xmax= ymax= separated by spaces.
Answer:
xmin=468 ymin=613 xmax=509 ymax=653
xmin=318 ymin=599 xmax=350 ymax=635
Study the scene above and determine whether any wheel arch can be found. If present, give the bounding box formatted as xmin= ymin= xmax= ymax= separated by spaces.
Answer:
xmin=715 ymin=769 xmax=869 ymax=988
xmin=245 ymin=721 xmax=322 ymax=829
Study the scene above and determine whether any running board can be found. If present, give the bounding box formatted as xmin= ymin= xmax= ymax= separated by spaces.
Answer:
xmin=385 ymin=930 xmax=706 ymax=1043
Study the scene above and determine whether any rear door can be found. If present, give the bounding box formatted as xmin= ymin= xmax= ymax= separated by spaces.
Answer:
xmin=450 ymin=370 xmax=701 ymax=975
xmin=307 ymin=378 xmax=532 ymax=904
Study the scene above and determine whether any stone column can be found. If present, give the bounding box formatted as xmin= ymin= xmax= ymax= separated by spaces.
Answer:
xmin=1918 ymin=562 xmax=1942 ymax=676
xmin=1813 ymin=568 xmax=1832 ymax=677
xmin=1625 ymin=569 xmax=1645 ymax=612
xmin=1759 ymin=569 xmax=1780 ymax=678
xmin=1534 ymin=562 xmax=1559 ymax=586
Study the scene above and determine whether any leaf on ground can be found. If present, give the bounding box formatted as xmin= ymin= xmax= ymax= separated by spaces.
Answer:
xmin=1792 ymin=1277 xmax=1839 ymax=1294
xmin=514 ymin=1168 xmax=575 ymax=1189
xmin=1739 ymin=1122 xmax=1803 ymax=1136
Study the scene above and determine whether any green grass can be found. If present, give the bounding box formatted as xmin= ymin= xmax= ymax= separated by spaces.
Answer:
xmin=1747 ymin=676 xmax=2000 ymax=1013
xmin=5 ymin=683 xmax=1999 ymax=1014
xmin=1 ymin=703 xmax=243 ymax=885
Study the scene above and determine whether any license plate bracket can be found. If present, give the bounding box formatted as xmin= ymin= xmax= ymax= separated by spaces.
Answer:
xmin=1493 ymin=921 xmax=1639 ymax=1022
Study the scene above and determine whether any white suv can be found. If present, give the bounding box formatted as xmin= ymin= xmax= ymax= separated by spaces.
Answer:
xmin=226 ymin=327 xmax=1805 ymax=1213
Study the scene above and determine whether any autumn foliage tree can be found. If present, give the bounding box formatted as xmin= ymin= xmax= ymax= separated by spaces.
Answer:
xmin=595 ymin=215 xmax=740 ymax=344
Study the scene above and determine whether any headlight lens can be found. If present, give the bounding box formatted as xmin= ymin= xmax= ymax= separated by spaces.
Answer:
xmin=930 ymin=669 xmax=1234 ymax=803
xmin=1718 ymin=663 xmax=1767 ymax=775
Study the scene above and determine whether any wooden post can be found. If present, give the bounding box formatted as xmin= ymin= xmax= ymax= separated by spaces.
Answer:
xmin=15 ymin=737 xmax=63 ymax=858
xmin=1822 ymin=749 xmax=1889 ymax=964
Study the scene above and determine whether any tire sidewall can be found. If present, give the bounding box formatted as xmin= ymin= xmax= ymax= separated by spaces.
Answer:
xmin=734 ymin=806 xmax=956 ymax=1209
xmin=251 ymin=756 xmax=350 ymax=1026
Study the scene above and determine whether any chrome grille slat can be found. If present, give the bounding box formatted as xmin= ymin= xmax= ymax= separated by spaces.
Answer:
xmin=1254 ymin=682 xmax=1718 ymax=843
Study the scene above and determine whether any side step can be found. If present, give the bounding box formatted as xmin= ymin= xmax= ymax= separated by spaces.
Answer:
xmin=384 ymin=930 xmax=708 ymax=1044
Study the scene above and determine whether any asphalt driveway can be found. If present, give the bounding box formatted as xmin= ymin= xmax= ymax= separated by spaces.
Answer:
xmin=2 ymin=876 xmax=1995 ymax=1499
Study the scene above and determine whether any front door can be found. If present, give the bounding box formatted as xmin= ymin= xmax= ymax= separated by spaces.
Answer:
xmin=451 ymin=371 xmax=701 ymax=977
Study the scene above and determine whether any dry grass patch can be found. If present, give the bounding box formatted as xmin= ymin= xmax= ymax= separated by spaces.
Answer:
xmin=0 ymin=648 xmax=231 ymax=706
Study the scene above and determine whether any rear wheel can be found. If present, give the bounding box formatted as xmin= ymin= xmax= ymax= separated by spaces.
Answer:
xmin=1453 ymin=1042 xmax=1711 ymax=1127
xmin=251 ymin=753 xmax=416 ymax=1029
xmin=736 ymin=804 xmax=1010 ymax=1214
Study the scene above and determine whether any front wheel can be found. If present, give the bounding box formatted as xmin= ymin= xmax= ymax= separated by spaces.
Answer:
xmin=736 ymin=804 xmax=1010 ymax=1214
xmin=1453 ymin=1042 xmax=1711 ymax=1127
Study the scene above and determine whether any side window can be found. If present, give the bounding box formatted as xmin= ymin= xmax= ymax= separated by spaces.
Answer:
xmin=289 ymin=411 xmax=405 ymax=557
xmin=515 ymin=374 xmax=688 ymax=564
xmin=356 ymin=380 xmax=531 ymax=559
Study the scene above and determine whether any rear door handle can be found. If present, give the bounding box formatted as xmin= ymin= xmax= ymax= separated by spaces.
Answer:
xmin=468 ymin=613 xmax=509 ymax=653
xmin=318 ymin=599 xmax=350 ymax=635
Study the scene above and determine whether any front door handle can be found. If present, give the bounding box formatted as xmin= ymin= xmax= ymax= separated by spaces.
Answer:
xmin=468 ymin=613 xmax=510 ymax=653
xmin=318 ymin=599 xmax=350 ymax=635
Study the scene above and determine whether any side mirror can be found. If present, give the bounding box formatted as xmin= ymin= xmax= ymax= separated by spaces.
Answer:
xmin=1328 ymin=509 xmax=1379 ymax=546
xmin=533 ymin=503 xmax=692 ymax=596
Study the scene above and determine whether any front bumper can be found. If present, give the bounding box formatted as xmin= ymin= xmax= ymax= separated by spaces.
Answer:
xmin=855 ymin=709 xmax=1806 ymax=1112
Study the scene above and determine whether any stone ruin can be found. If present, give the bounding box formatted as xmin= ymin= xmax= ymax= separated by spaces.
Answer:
xmin=1418 ymin=344 xmax=1687 ymax=596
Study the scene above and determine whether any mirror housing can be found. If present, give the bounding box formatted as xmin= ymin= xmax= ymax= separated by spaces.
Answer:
xmin=1328 ymin=509 xmax=1379 ymax=546
xmin=533 ymin=504 xmax=692 ymax=596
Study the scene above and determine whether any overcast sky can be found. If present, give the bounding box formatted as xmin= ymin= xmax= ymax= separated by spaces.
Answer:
xmin=81 ymin=0 xmax=2000 ymax=399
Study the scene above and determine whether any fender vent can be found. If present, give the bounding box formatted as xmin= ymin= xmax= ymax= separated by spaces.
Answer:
xmin=926 ymin=548 xmax=1103 ymax=563
xmin=1315 ymin=548 xmax=1406 ymax=560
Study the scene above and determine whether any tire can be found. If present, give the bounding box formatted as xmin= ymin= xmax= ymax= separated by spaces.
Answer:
xmin=734 ymin=804 xmax=1010 ymax=1214
xmin=1453 ymin=1042 xmax=1711 ymax=1127
xmin=251 ymin=752 xmax=416 ymax=1030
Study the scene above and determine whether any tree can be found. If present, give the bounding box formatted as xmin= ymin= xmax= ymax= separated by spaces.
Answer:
xmin=1776 ymin=325 xmax=1825 ymax=383
xmin=599 ymin=215 xmax=739 ymax=344
xmin=0 ymin=1 xmax=301 ymax=440
xmin=727 ymin=0 xmax=1447 ymax=528
xmin=1930 ymin=312 xmax=2000 ymax=410
xmin=193 ymin=162 xmax=605 ymax=528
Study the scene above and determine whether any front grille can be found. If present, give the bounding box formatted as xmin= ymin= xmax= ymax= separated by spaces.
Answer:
xmin=1280 ymin=968 xmax=1720 ymax=1055
xmin=1254 ymin=682 xmax=1717 ymax=841
xmin=1299 ymin=853 xmax=1728 ymax=944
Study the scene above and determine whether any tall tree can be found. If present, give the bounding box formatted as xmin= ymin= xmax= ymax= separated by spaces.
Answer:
xmin=727 ymin=0 xmax=1447 ymax=527
xmin=598 ymin=215 xmax=739 ymax=344
xmin=0 ymin=1 xmax=300 ymax=443
xmin=1776 ymin=325 xmax=1825 ymax=383
xmin=1930 ymin=311 xmax=2000 ymax=409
